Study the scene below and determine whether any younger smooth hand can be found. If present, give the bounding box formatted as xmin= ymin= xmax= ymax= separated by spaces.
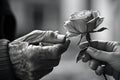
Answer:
xmin=79 ymin=40 xmax=120 ymax=79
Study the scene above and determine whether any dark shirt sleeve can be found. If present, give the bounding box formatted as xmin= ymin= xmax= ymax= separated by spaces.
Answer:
xmin=0 ymin=0 xmax=16 ymax=41
xmin=0 ymin=0 xmax=11 ymax=15
xmin=0 ymin=39 xmax=15 ymax=80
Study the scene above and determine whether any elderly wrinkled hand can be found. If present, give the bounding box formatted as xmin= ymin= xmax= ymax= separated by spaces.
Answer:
xmin=79 ymin=40 xmax=120 ymax=79
xmin=9 ymin=30 xmax=70 ymax=80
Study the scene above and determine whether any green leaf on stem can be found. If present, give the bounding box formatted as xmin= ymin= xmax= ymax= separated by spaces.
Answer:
xmin=77 ymin=34 xmax=86 ymax=45
xmin=87 ymin=17 xmax=99 ymax=30
xmin=96 ymin=27 xmax=107 ymax=32
xmin=86 ymin=33 xmax=91 ymax=45
xmin=88 ymin=27 xmax=108 ymax=33
xmin=76 ymin=47 xmax=88 ymax=63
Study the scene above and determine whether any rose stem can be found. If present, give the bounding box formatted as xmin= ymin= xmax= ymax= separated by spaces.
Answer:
xmin=86 ymin=33 xmax=92 ymax=45
xmin=86 ymin=33 xmax=107 ymax=80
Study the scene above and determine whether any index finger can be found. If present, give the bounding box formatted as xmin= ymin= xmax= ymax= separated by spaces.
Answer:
xmin=41 ymin=31 xmax=66 ymax=44
xmin=79 ymin=40 xmax=107 ymax=51
xmin=14 ymin=30 xmax=66 ymax=44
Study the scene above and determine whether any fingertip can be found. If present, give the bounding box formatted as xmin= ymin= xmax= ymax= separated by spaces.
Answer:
xmin=62 ymin=39 xmax=70 ymax=50
xmin=86 ymin=47 xmax=95 ymax=55
xmin=57 ymin=34 xmax=66 ymax=43
xmin=55 ymin=31 xmax=59 ymax=33
xmin=57 ymin=39 xmax=70 ymax=55
xmin=87 ymin=47 xmax=98 ymax=54
xmin=66 ymin=39 xmax=71 ymax=45
xmin=64 ymin=39 xmax=71 ymax=50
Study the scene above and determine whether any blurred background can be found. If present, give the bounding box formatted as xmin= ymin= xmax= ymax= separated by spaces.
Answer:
xmin=8 ymin=0 xmax=120 ymax=80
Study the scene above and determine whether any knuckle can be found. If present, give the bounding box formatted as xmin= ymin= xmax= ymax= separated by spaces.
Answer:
xmin=49 ymin=31 xmax=56 ymax=38
xmin=114 ymin=41 xmax=120 ymax=45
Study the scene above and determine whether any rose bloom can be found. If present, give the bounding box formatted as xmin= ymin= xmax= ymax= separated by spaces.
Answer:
xmin=64 ymin=10 xmax=103 ymax=37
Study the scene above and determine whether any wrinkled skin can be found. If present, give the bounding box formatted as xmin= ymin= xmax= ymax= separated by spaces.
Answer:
xmin=9 ymin=30 xmax=70 ymax=80
xmin=79 ymin=40 xmax=120 ymax=79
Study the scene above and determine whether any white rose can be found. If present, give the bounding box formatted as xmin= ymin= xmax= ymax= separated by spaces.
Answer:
xmin=64 ymin=10 xmax=104 ymax=37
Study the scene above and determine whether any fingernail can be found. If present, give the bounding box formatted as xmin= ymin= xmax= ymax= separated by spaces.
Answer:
xmin=55 ymin=31 xmax=59 ymax=33
xmin=87 ymin=47 xmax=94 ymax=53
xmin=57 ymin=34 xmax=66 ymax=43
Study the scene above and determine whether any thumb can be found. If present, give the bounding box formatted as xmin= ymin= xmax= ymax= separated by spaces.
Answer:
xmin=86 ymin=47 xmax=112 ymax=62
xmin=14 ymin=30 xmax=66 ymax=44
xmin=51 ymin=39 xmax=70 ymax=56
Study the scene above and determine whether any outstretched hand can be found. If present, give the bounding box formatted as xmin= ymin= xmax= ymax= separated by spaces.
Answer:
xmin=9 ymin=30 xmax=70 ymax=80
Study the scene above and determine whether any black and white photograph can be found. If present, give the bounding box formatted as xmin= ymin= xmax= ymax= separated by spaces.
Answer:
xmin=0 ymin=0 xmax=120 ymax=80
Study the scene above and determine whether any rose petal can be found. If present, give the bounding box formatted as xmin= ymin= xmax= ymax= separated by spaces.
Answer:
xmin=64 ymin=20 xmax=79 ymax=33
xmin=72 ymin=19 xmax=87 ymax=33
xmin=87 ymin=17 xmax=99 ymax=31
xmin=64 ymin=20 xmax=80 ymax=37
xmin=96 ymin=17 xmax=104 ymax=26
xmin=92 ymin=11 xmax=100 ymax=18
xmin=87 ymin=17 xmax=99 ymax=24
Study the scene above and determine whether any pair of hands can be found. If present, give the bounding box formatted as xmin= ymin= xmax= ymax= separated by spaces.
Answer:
xmin=79 ymin=41 xmax=120 ymax=79
xmin=9 ymin=30 xmax=70 ymax=80
xmin=8 ymin=30 xmax=120 ymax=80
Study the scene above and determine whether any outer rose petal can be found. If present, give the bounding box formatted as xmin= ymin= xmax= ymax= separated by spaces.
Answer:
xmin=64 ymin=20 xmax=80 ymax=35
xmin=72 ymin=19 xmax=87 ymax=33
xmin=87 ymin=17 xmax=100 ymax=31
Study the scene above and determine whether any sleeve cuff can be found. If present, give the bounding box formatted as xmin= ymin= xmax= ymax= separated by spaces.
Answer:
xmin=0 ymin=39 xmax=15 ymax=80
